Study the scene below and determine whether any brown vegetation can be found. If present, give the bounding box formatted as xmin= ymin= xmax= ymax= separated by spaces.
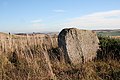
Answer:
xmin=0 ymin=33 xmax=57 ymax=80
xmin=111 ymin=36 xmax=120 ymax=39
xmin=0 ymin=33 xmax=120 ymax=80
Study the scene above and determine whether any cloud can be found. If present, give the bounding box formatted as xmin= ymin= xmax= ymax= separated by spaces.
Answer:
xmin=32 ymin=23 xmax=44 ymax=27
xmin=63 ymin=10 xmax=120 ymax=29
xmin=31 ymin=19 xmax=42 ymax=23
xmin=30 ymin=19 xmax=45 ymax=28
xmin=53 ymin=9 xmax=65 ymax=13
xmin=28 ymin=23 xmax=45 ymax=32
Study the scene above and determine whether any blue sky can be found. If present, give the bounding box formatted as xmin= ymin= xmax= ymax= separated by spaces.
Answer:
xmin=0 ymin=0 xmax=120 ymax=32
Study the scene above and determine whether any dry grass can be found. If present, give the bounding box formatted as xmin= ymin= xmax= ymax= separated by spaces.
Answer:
xmin=0 ymin=33 xmax=120 ymax=80
xmin=111 ymin=36 xmax=120 ymax=39
xmin=0 ymin=34 xmax=57 ymax=80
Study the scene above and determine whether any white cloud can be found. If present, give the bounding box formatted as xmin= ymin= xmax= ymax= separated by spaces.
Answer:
xmin=32 ymin=23 xmax=44 ymax=27
xmin=63 ymin=10 xmax=120 ymax=30
xmin=30 ymin=19 xmax=45 ymax=28
xmin=26 ymin=23 xmax=45 ymax=32
xmin=31 ymin=19 xmax=42 ymax=23
xmin=53 ymin=9 xmax=65 ymax=13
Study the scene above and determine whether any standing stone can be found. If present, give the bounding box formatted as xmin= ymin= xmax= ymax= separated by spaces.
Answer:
xmin=58 ymin=28 xmax=99 ymax=65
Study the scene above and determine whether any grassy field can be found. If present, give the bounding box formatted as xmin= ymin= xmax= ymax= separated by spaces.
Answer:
xmin=0 ymin=33 xmax=120 ymax=80
xmin=98 ymin=31 xmax=120 ymax=36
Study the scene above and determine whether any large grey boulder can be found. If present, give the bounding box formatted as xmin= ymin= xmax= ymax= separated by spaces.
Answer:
xmin=58 ymin=28 xmax=99 ymax=65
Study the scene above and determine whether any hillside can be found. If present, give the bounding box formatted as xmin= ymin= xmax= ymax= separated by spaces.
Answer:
xmin=94 ymin=29 xmax=120 ymax=36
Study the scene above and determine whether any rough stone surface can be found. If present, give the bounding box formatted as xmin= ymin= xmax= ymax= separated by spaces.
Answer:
xmin=58 ymin=28 xmax=99 ymax=65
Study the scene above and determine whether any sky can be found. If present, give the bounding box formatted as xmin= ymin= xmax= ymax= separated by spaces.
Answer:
xmin=0 ymin=0 xmax=120 ymax=32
